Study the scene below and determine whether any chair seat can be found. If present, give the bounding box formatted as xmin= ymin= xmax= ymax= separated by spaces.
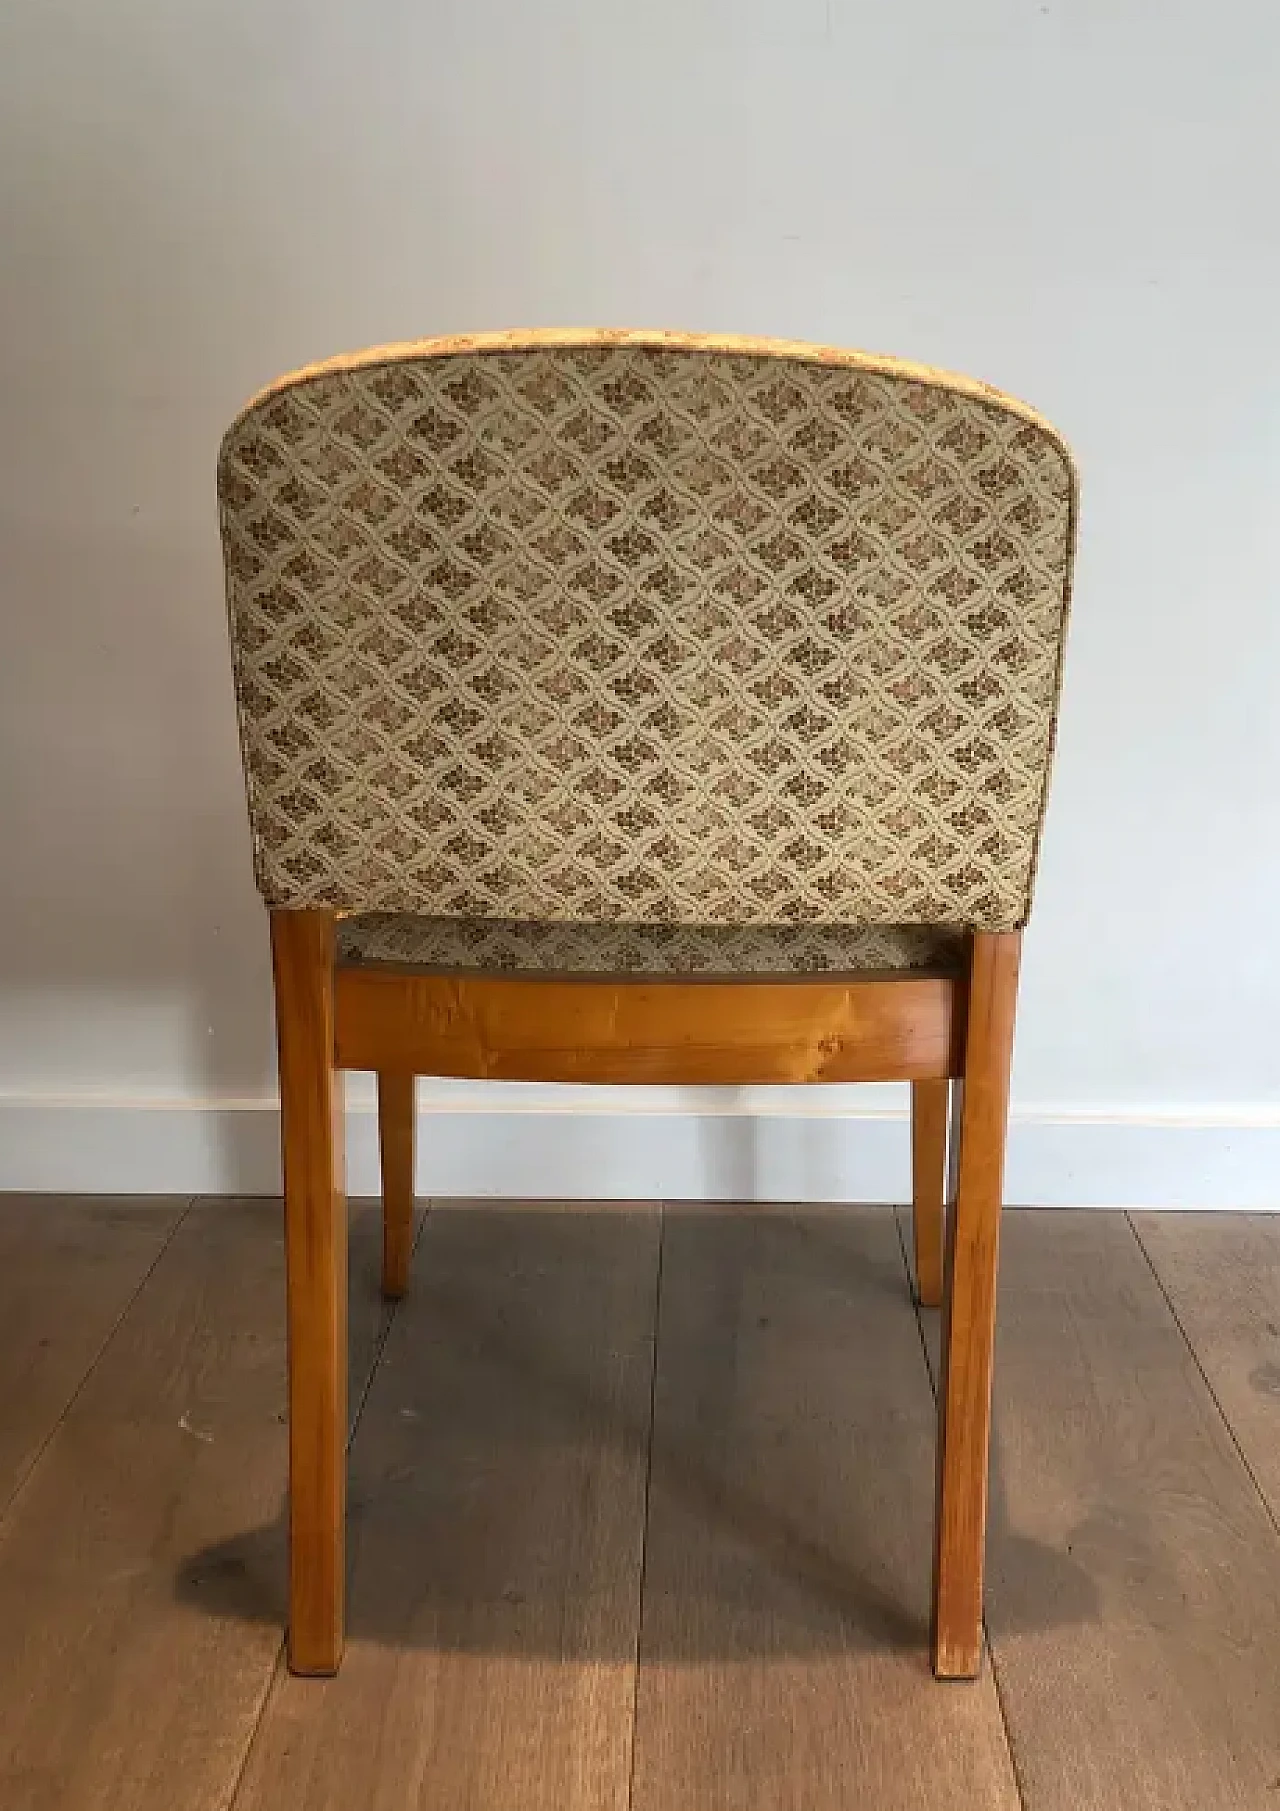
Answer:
xmin=337 ymin=914 xmax=966 ymax=977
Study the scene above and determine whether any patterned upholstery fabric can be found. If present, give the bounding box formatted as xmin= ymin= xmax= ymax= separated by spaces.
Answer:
xmin=220 ymin=331 xmax=1076 ymax=932
xmin=337 ymin=913 xmax=966 ymax=976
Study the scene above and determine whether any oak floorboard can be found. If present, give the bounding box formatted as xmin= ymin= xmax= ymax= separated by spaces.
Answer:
xmin=232 ymin=1199 xmax=661 ymax=1811
xmin=0 ymin=1196 xmax=395 ymax=1811
xmin=908 ymin=1208 xmax=1280 ymax=1811
xmin=630 ymin=1202 xmax=1021 ymax=1811
xmin=1132 ymin=1212 xmax=1280 ymax=1521
xmin=0 ymin=1194 xmax=186 ymax=1513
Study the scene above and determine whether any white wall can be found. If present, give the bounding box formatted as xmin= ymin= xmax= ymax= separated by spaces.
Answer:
xmin=1 ymin=0 xmax=1277 ymax=1203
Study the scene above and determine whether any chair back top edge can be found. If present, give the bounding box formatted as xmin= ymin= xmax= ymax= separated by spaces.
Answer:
xmin=226 ymin=327 xmax=1076 ymax=478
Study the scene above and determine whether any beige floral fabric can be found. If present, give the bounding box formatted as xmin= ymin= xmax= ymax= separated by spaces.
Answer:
xmin=220 ymin=331 xmax=1076 ymax=931
xmin=338 ymin=913 xmax=965 ymax=976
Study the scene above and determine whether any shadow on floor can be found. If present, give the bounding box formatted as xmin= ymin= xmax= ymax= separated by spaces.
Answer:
xmin=175 ymin=1201 xmax=1097 ymax=1660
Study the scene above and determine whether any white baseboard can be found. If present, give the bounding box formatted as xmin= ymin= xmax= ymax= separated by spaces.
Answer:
xmin=0 ymin=1088 xmax=1277 ymax=1209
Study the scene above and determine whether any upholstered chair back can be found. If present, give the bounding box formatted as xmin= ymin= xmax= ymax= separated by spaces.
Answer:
xmin=219 ymin=331 xmax=1075 ymax=931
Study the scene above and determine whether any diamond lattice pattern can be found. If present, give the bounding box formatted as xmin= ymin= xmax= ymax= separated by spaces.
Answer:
xmin=219 ymin=340 xmax=1074 ymax=930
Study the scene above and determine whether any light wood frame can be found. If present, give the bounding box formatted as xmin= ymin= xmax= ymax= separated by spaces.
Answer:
xmin=270 ymin=909 xmax=1018 ymax=1680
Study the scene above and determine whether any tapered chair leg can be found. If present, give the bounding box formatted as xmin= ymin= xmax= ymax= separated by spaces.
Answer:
xmin=377 ymin=1070 xmax=416 ymax=1299
xmin=911 ymin=1079 xmax=950 ymax=1308
xmin=271 ymin=909 xmax=348 ymax=1677
xmin=932 ymin=932 xmax=1021 ymax=1680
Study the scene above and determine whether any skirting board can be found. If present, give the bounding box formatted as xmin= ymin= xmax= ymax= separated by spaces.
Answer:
xmin=0 ymin=1090 xmax=1277 ymax=1208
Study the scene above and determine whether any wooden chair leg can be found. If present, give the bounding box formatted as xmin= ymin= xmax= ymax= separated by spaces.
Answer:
xmin=271 ymin=909 xmax=347 ymax=1677
xmin=910 ymin=1079 xmax=949 ymax=1307
xmin=377 ymin=1071 xmax=416 ymax=1300
xmin=932 ymin=931 xmax=1021 ymax=1680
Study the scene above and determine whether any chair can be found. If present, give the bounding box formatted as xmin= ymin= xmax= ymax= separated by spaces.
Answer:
xmin=218 ymin=330 xmax=1077 ymax=1680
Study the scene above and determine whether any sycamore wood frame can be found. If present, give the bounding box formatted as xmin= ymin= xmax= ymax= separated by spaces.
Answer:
xmin=271 ymin=909 xmax=1019 ymax=1682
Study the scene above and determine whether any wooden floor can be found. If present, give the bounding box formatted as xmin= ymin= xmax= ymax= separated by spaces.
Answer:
xmin=3 ymin=1199 xmax=1280 ymax=1809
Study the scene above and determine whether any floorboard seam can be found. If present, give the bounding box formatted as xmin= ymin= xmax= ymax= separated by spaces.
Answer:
xmin=624 ymin=1201 xmax=666 ymax=1811
xmin=220 ymin=1648 xmax=286 ymax=1811
xmin=1127 ymin=1209 xmax=1280 ymax=1545
xmin=0 ymin=1192 xmax=195 ymax=1531
xmin=348 ymin=1192 xmax=430 ymax=1436
xmin=892 ymin=1204 xmax=1031 ymax=1811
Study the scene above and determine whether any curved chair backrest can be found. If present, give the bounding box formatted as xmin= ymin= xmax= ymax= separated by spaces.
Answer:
xmin=219 ymin=330 xmax=1076 ymax=931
